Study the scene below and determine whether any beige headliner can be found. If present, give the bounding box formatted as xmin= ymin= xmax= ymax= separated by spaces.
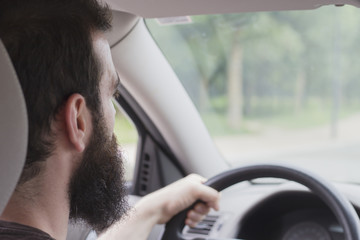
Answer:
xmin=105 ymin=0 xmax=360 ymax=18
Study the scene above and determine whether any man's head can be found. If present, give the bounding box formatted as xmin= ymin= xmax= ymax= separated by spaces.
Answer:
xmin=0 ymin=0 xmax=128 ymax=232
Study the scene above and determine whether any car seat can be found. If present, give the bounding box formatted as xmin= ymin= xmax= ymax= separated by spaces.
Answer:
xmin=0 ymin=40 xmax=28 ymax=214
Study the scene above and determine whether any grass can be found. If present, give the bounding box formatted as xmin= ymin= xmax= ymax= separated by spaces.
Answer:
xmin=113 ymin=111 xmax=138 ymax=144
xmin=112 ymin=97 xmax=360 ymax=140
xmin=201 ymin=99 xmax=360 ymax=137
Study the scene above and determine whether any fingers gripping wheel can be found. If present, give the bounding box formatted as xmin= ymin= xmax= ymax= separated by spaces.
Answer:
xmin=161 ymin=164 xmax=360 ymax=240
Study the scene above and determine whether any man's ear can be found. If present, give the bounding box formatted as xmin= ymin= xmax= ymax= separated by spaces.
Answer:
xmin=64 ymin=93 xmax=89 ymax=152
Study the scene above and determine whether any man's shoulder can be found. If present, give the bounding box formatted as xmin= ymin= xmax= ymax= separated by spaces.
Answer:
xmin=0 ymin=220 xmax=55 ymax=240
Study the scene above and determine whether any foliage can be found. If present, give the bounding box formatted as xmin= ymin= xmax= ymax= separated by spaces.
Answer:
xmin=113 ymin=109 xmax=138 ymax=144
xmin=146 ymin=6 xmax=360 ymax=136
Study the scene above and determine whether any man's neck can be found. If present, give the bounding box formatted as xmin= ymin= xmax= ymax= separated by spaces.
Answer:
xmin=0 ymin=154 xmax=74 ymax=240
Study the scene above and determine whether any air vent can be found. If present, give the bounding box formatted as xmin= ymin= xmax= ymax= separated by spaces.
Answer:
xmin=184 ymin=215 xmax=220 ymax=236
xmin=139 ymin=153 xmax=151 ymax=194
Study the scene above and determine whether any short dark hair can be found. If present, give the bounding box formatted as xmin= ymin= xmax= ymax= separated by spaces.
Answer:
xmin=0 ymin=0 xmax=112 ymax=183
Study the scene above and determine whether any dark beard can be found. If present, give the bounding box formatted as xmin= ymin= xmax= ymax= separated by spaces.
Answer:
xmin=68 ymin=114 xmax=129 ymax=232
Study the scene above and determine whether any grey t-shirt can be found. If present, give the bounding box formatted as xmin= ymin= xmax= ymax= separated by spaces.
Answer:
xmin=0 ymin=220 xmax=55 ymax=240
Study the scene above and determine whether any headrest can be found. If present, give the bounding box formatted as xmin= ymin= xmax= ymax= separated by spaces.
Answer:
xmin=0 ymin=40 xmax=28 ymax=214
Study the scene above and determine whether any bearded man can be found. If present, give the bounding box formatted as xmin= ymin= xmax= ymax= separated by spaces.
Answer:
xmin=0 ymin=0 xmax=220 ymax=239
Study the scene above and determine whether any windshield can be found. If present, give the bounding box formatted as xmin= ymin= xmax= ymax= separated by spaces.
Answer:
xmin=145 ymin=5 xmax=360 ymax=183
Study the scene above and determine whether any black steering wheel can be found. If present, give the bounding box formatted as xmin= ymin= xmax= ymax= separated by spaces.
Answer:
xmin=161 ymin=164 xmax=360 ymax=240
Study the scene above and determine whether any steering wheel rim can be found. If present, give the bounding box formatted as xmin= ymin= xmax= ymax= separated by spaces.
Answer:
xmin=161 ymin=164 xmax=360 ymax=240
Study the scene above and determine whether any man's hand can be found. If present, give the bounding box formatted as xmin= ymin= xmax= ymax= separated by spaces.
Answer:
xmin=140 ymin=174 xmax=220 ymax=227
xmin=98 ymin=174 xmax=220 ymax=240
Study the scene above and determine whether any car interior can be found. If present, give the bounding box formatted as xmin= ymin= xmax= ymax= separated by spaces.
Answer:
xmin=2 ymin=0 xmax=360 ymax=239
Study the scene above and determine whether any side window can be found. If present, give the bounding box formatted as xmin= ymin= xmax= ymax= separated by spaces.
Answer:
xmin=112 ymin=85 xmax=185 ymax=195
xmin=113 ymin=100 xmax=138 ymax=181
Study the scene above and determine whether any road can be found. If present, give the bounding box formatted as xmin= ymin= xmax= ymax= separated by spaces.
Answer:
xmin=214 ymin=113 xmax=360 ymax=183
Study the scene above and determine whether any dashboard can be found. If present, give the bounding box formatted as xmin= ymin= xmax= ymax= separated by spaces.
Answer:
xmin=237 ymin=191 xmax=345 ymax=240
xmin=179 ymin=181 xmax=360 ymax=240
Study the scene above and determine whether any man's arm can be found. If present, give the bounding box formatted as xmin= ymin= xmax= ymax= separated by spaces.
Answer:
xmin=98 ymin=174 xmax=220 ymax=240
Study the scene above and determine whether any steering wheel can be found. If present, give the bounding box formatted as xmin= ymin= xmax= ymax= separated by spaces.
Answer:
xmin=161 ymin=164 xmax=360 ymax=240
